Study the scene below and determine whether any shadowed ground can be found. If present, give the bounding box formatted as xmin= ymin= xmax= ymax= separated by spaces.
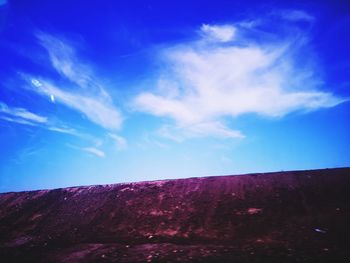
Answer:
xmin=1 ymin=167 xmax=350 ymax=262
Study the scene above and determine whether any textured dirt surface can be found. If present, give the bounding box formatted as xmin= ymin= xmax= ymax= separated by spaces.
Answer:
xmin=1 ymin=168 xmax=350 ymax=262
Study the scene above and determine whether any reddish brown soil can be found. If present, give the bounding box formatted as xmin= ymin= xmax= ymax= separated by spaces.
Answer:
xmin=1 ymin=168 xmax=350 ymax=262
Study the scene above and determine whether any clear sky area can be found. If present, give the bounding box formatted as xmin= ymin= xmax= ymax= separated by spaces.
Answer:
xmin=0 ymin=0 xmax=349 ymax=192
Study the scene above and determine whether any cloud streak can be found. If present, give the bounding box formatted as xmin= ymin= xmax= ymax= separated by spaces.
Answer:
xmin=82 ymin=147 xmax=105 ymax=158
xmin=134 ymin=20 xmax=346 ymax=140
xmin=200 ymin=24 xmax=236 ymax=42
xmin=0 ymin=101 xmax=87 ymax=138
xmin=108 ymin=133 xmax=127 ymax=150
xmin=278 ymin=10 xmax=315 ymax=22
xmin=36 ymin=33 xmax=111 ymax=100
xmin=26 ymin=33 xmax=123 ymax=131
xmin=0 ymin=102 xmax=47 ymax=124
xmin=31 ymin=79 xmax=122 ymax=130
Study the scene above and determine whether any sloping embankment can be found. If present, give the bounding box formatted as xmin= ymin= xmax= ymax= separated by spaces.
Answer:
xmin=1 ymin=168 xmax=350 ymax=262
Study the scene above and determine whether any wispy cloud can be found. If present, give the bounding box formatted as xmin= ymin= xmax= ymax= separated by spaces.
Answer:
xmin=66 ymin=143 xmax=106 ymax=158
xmin=108 ymin=133 xmax=127 ymax=150
xmin=200 ymin=24 xmax=236 ymax=42
xmin=36 ymin=33 xmax=111 ymax=101
xmin=133 ymin=20 xmax=345 ymax=140
xmin=30 ymin=79 xmax=122 ymax=130
xmin=0 ymin=102 xmax=47 ymax=124
xmin=47 ymin=126 xmax=83 ymax=137
xmin=25 ymin=33 xmax=123 ymax=131
xmin=278 ymin=10 xmax=315 ymax=22
xmin=157 ymin=122 xmax=243 ymax=142
xmin=0 ymin=115 xmax=38 ymax=126
xmin=140 ymin=133 xmax=168 ymax=149
xmin=0 ymin=101 xmax=86 ymax=138
xmin=82 ymin=147 xmax=105 ymax=158
xmin=10 ymin=33 xmax=124 ymax=160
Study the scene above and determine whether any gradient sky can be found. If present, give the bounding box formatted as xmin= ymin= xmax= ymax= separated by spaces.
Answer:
xmin=0 ymin=0 xmax=349 ymax=192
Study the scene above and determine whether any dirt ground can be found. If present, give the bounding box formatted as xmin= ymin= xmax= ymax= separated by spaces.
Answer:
xmin=1 ymin=168 xmax=350 ymax=262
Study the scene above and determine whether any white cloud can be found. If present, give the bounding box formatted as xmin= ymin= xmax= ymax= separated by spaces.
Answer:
xmin=82 ymin=147 xmax=105 ymax=158
xmin=108 ymin=133 xmax=127 ymax=150
xmin=0 ymin=102 xmax=47 ymax=124
xmin=12 ymin=110 xmax=47 ymax=123
xmin=0 ymin=115 xmax=38 ymax=126
xmin=28 ymin=33 xmax=122 ymax=130
xmin=134 ymin=23 xmax=346 ymax=140
xmin=47 ymin=126 xmax=81 ymax=136
xmin=36 ymin=33 xmax=111 ymax=101
xmin=0 ymin=102 xmax=93 ymax=139
xmin=31 ymin=79 xmax=122 ymax=130
xmin=201 ymin=24 xmax=236 ymax=42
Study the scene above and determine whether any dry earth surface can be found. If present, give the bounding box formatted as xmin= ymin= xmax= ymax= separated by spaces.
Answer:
xmin=1 ymin=168 xmax=350 ymax=262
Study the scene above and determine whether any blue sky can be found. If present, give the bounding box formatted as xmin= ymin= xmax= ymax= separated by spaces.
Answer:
xmin=0 ymin=0 xmax=349 ymax=192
